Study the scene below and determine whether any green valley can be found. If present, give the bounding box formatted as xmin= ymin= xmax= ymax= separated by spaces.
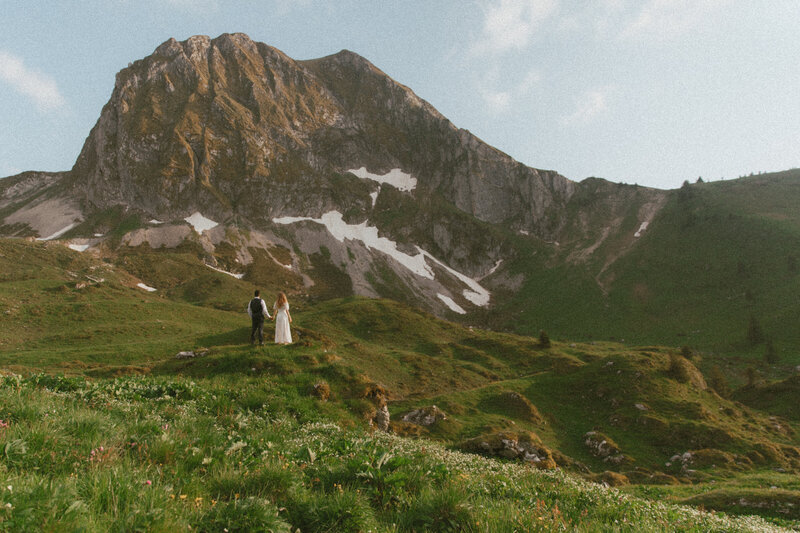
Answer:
xmin=1 ymin=237 xmax=798 ymax=531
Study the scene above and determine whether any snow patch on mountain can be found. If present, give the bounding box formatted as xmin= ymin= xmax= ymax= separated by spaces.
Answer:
xmin=37 ymin=223 xmax=77 ymax=241
xmin=634 ymin=221 xmax=649 ymax=238
xmin=204 ymin=263 xmax=245 ymax=279
xmin=421 ymin=250 xmax=491 ymax=306
xmin=137 ymin=282 xmax=157 ymax=292
xmin=479 ymin=259 xmax=503 ymax=281
xmin=273 ymin=210 xmax=490 ymax=307
xmin=68 ymin=243 xmax=90 ymax=252
xmin=274 ymin=211 xmax=432 ymax=278
xmin=437 ymin=293 xmax=466 ymax=314
xmin=348 ymin=167 xmax=417 ymax=192
xmin=184 ymin=212 xmax=218 ymax=233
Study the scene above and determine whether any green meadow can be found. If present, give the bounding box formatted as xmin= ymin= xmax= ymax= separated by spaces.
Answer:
xmin=1 ymin=236 xmax=799 ymax=531
xmin=493 ymin=172 xmax=800 ymax=369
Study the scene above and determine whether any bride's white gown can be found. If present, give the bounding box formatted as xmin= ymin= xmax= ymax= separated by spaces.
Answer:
xmin=274 ymin=302 xmax=292 ymax=344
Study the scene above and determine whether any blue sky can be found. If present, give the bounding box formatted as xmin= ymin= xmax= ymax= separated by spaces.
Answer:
xmin=1 ymin=0 xmax=798 ymax=190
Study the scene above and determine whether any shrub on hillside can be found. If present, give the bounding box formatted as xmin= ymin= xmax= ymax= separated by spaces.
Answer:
xmin=539 ymin=330 xmax=551 ymax=348
xmin=747 ymin=316 xmax=765 ymax=346
xmin=707 ymin=365 xmax=731 ymax=398
xmin=745 ymin=367 xmax=760 ymax=387
xmin=764 ymin=340 xmax=779 ymax=364
xmin=668 ymin=354 xmax=707 ymax=390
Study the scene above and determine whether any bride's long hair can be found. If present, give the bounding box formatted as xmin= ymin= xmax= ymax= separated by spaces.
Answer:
xmin=276 ymin=292 xmax=288 ymax=308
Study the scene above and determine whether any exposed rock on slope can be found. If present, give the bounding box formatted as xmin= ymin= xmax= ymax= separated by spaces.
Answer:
xmin=69 ymin=33 xmax=576 ymax=237
xmin=0 ymin=171 xmax=80 ymax=239
xmin=1 ymin=33 xmax=668 ymax=317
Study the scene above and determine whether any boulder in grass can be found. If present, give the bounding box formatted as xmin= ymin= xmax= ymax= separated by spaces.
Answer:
xmin=584 ymin=431 xmax=632 ymax=466
xmin=402 ymin=405 xmax=447 ymax=426
xmin=373 ymin=404 xmax=390 ymax=432
xmin=459 ymin=431 xmax=557 ymax=469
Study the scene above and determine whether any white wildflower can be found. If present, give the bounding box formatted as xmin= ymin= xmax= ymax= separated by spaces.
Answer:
xmin=225 ymin=441 xmax=247 ymax=455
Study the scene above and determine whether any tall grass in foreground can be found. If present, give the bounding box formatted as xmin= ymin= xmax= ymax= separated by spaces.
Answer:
xmin=0 ymin=374 xmax=791 ymax=532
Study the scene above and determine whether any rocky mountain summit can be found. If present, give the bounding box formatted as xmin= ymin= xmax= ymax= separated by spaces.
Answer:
xmin=71 ymin=33 xmax=577 ymax=231
xmin=0 ymin=33 xmax=674 ymax=318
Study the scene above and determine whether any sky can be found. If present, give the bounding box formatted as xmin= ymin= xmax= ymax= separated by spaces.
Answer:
xmin=1 ymin=0 xmax=798 ymax=190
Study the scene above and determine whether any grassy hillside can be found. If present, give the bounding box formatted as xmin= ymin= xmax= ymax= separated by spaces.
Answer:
xmin=487 ymin=171 xmax=800 ymax=368
xmin=1 ymin=236 xmax=799 ymax=529
xmin=0 ymin=239 xmax=245 ymax=368
xmin=733 ymin=375 xmax=800 ymax=421
xmin=0 ymin=374 xmax=791 ymax=532
xmin=602 ymin=172 xmax=800 ymax=357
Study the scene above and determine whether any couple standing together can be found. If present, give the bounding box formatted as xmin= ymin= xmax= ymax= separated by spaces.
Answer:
xmin=248 ymin=290 xmax=292 ymax=345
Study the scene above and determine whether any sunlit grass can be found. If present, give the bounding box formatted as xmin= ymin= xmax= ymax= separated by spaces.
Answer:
xmin=1 ymin=374 xmax=792 ymax=532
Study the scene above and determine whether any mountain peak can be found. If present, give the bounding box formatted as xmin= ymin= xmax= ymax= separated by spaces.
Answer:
xmin=6 ymin=33 xmax=591 ymax=316
xmin=70 ymin=33 xmax=577 ymax=231
xmin=326 ymin=48 xmax=378 ymax=68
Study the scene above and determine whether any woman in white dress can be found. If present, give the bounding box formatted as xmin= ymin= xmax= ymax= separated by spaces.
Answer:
xmin=273 ymin=292 xmax=292 ymax=344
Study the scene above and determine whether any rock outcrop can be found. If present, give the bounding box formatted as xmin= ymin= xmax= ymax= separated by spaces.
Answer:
xmin=460 ymin=431 xmax=557 ymax=469
xmin=584 ymin=431 xmax=631 ymax=466
xmin=402 ymin=405 xmax=447 ymax=426
xmin=68 ymin=33 xmax=576 ymax=240
xmin=1 ymin=33 xmax=669 ymax=317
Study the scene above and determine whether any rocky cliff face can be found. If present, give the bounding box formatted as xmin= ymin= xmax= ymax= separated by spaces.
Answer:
xmin=69 ymin=33 xmax=576 ymax=237
xmin=2 ymin=33 xmax=666 ymax=317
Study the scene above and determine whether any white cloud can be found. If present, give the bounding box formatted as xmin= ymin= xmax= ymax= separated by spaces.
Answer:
xmin=551 ymin=0 xmax=729 ymax=42
xmin=477 ymin=67 xmax=541 ymax=114
xmin=562 ymin=87 xmax=611 ymax=126
xmin=620 ymin=0 xmax=730 ymax=41
xmin=517 ymin=69 xmax=541 ymax=95
xmin=473 ymin=0 xmax=559 ymax=54
xmin=0 ymin=51 xmax=66 ymax=112
xmin=480 ymin=87 xmax=512 ymax=113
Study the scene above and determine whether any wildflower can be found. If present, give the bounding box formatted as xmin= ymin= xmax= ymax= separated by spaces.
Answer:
xmin=180 ymin=494 xmax=187 ymax=500
xmin=225 ymin=441 xmax=247 ymax=455
xmin=6 ymin=486 xmax=11 ymax=493
xmin=145 ymin=480 xmax=152 ymax=486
